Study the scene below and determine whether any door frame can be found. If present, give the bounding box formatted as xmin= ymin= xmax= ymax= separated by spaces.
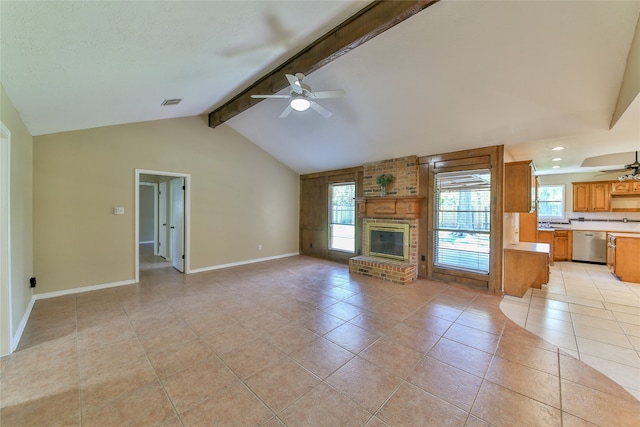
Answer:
xmin=170 ymin=177 xmax=185 ymax=272
xmin=1 ymin=122 xmax=12 ymax=355
xmin=135 ymin=169 xmax=191 ymax=283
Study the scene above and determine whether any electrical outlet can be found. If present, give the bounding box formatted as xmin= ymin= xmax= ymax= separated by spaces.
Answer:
xmin=258 ymin=244 xmax=262 ymax=251
xmin=29 ymin=277 xmax=36 ymax=288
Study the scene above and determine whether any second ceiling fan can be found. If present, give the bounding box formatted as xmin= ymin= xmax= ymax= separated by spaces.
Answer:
xmin=251 ymin=73 xmax=345 ymax=118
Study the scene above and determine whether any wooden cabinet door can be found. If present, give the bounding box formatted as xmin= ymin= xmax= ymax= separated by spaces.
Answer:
xmin=573 ymin=183 xmax=590 ymax=212
xmin=633 ymin=182 xmax=640 ymax=194
xmin=505 ymin=161 xmax=534 ymax=213
xmin=554 ymin=232 xmax=569 ymax=261
xmin=614 ymin=237 xmax=640 ymax=283
xmin=591 ymin=182 xmax=610 ymax=211
xmin=611 ymin=181 xmax=631 ymax=194
xmin=537 ymin=230 xmax=554 ymax=264
xmin=519 ymin=211 xmax=538 ymax=242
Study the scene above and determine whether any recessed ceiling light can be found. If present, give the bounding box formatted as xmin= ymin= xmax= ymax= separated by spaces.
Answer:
xmin=552 ymin=165 xmax=560 ymax=169
xmin=552 ymin=146 xmax=565 ymax=151
xmin=552 ymin=158 xmax=562 ymax=161
xmin=161 ymin=99 xmax=182 ymax=106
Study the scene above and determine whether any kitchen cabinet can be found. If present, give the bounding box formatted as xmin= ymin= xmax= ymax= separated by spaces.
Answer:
xmin=537 ymin=230 xmax=554 ymax=265
xmin=611 ymin=181 xmax=640 ymax=195
xmin=519 ymin=212 xmax=538 ymax=242
xmin=504 ymin=242 xmax=550 ymax=297
xmin=553 ymin=230 xmax=571 ymax=261
xmin=572 ymin=182 xmax=610 ymax=212
xmin=607 ymin=233 xmax=640 ymax=283
xmin=505 ymin=160 xmax=535 ymax=213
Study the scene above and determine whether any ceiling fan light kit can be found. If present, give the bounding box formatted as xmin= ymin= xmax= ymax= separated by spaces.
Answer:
xmin=290 ymin=98 xmax=311 ymax=111
xmin=618 ymin=174 xmax=640 ymax=182
xmin=251 ymin=73 xmax=345 ymax=118
xmin=617 ymin=151 xmax=640 ymax=181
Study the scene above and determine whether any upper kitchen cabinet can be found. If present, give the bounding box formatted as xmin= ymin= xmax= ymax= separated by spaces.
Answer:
xmin=611 ymin=181 xmax=640 ymax=195
xmin=573 ymin=182 xmax=610 ymax=212
xmin=505 ymin=160 xmax=536 ymax=213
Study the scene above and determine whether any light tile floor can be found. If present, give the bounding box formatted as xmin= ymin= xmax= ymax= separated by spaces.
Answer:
xmin=1 ymin=256 xmax=639 ymax=426
xmin=500 ymin=261 xmax=640 ymax=399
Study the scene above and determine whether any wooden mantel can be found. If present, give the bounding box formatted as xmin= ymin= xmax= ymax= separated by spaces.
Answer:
xmin=355 ymin=196 xmax=424 ymax=219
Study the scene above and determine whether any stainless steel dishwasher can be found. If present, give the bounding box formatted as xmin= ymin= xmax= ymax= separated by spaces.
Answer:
xmin=572 ymin=231 xmax=607 ymax=264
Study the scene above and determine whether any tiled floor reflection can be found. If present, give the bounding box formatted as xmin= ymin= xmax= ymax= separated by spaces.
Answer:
xmin=2 ymin=256 xmax=639 ymax=426
xmin=500 ymin=261 xmax=640 ymax=399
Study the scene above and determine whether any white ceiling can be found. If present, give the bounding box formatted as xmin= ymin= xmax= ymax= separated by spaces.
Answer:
xmin=2 ymin=1 xmax=639 ymax=176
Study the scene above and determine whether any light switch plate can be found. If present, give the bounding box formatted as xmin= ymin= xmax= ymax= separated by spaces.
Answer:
xmin=113 ymin=207 xmax=125 ymax=215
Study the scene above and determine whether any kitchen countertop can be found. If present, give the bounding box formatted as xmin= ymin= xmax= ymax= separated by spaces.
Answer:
xmin=608 ymin=232 xmax=640 ymax=238
xmin=505 ymin=242 xmax=550 ymax=254
xmin=537 ymin=227 xmax=640 ymax=233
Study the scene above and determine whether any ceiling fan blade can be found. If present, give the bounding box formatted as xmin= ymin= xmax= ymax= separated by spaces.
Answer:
xmin=251 ymin=94 xmax=290 ymax=99
xmin=285 ymin=74 xmax=301 ymax=92
xmin=581 ymin=151 xmax=636 ymax=167
xmin=309 ymin=101 xmax=332 ymax=118
xmin=279 ymin=104 xmax=293 ymax=118
xmin=600 ymin=168 xmax=630 ymax=174
xmin=312 ymin=89 xmax=346 ymax=99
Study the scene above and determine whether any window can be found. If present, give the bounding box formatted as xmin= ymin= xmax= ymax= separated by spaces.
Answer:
xmin=434 ymin=170 xmax=491 ymax=274
xmin=538 ymin=185 xmax=564 ymax=219
xmin=329 ymin=182 xmax=355 ymax=252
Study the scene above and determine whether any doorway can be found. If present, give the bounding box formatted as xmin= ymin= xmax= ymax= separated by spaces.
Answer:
xmin=135 ymin=170 xmax=190 ymax=283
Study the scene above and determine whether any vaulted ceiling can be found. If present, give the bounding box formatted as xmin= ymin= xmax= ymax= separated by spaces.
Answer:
xmin=2 ymin=1 xmax=639 ymax=175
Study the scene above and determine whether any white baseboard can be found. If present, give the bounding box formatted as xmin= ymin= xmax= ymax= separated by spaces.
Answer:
xmin=189 ymin=252 xmax=299 ymax=274
xmin=34 ymin=279 xmax=137 ymax=300
xmin=7 ymin=295 xmax=35 ymax=355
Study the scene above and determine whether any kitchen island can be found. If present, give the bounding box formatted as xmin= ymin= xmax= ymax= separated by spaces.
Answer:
xmin=504 ymin=242 xmax=550 ymax=297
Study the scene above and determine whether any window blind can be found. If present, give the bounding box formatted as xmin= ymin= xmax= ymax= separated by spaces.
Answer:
xmin=434 ymin=170 xmax=491 ymax=274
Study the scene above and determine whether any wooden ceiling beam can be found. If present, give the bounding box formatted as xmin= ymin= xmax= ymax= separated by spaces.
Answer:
xmin=208 ymin=0 xmax=439 ymax=128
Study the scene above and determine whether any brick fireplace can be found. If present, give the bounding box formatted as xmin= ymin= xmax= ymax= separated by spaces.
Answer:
xmin=348 ymin=156 xmax=422 ymax=285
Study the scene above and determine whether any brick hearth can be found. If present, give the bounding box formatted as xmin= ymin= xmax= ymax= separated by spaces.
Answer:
xmin=349 ymin=255 xmax=417 ymax=285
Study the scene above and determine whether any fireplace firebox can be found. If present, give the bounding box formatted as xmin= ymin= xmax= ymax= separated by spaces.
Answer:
xmin=365 ymin=222 xmax=410 ymax=262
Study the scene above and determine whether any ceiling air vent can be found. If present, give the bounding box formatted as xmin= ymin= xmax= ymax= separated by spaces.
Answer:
xmin=161 ymin=98 xmax=182 ymax=106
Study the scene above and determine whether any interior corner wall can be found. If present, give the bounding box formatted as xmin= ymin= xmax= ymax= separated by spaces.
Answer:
xmin=33 ymin=116 xmax=299 ymax=294
xmin=0 ymin=85 xmax=34 ymax=354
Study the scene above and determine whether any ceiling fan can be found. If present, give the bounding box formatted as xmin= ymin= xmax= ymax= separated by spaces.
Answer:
xmin=612 ymin=151 xmax=640 ymax=181
xmin=251 ymin=73 xmax=345 ymax=118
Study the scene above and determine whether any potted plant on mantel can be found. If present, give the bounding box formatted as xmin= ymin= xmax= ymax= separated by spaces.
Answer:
xmin=376 ymin=174 xmax=394 ymax=196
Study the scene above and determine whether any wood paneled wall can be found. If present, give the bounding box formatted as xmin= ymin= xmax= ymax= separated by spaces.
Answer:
xmin=299 ymin=167 xmax=363 ymax=263
xmin=418 ymin=145 xmax=504 ymax=294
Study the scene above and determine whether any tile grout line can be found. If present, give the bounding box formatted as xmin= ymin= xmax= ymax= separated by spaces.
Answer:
xmin=123 ymin=285 xmax=185 ymax=426
xmin=557 ymin=348 xmax=563 ymax=427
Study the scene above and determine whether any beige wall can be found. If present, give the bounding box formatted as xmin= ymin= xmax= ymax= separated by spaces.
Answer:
xmin=0 ymin=85 xmax=34 ymax=355
xmin=33 ymin=116 xmax=299 ymax=294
